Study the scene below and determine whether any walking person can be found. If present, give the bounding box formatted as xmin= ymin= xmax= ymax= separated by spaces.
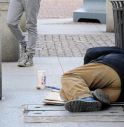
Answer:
xmin=7 ymin=0 xmax=41 ymax=67
xmin=60 ymin=47 xmax=124 ymax=112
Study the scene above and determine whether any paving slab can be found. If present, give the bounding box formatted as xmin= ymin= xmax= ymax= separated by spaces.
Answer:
xmin=23 ymin=105 xmax=124 ymax=122
xmin=36 ymin=33 xmax=114 ymax=57
xmin=36 ymin=19 xmax=115 ymax=57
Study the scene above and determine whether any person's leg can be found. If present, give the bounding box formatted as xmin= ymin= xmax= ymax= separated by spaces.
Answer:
xmin=60 ymin=63 xmax=121 ymax=112
xmin=7 ymin=0 xmax=25 ymax=45
xmin=60 ymin=69 xmax=92 ymax=101
xmin=22 ymin=0 xmax=41 ymax=66
xmin=7 ymin=0 xmax=27 ymax=66
xmin=60 ymin=63 xmax=103 ymax=112
xmin=95 ymin=65 xmax=121 ymax=103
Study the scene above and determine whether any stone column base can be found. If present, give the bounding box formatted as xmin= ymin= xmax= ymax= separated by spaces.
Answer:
xmin=0 ymin=1 xmax=26 ymax=62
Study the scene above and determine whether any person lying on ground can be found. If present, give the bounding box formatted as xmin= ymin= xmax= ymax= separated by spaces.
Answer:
xmin=60 ymin=46 xmax=124 ymax=112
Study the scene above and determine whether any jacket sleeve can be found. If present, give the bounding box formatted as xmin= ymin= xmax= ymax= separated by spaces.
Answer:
xmin=84 ymin=46 xmax=124 ymax=64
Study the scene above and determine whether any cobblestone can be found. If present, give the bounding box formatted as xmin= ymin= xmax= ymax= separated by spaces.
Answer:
xmin=36 ymin=33 xmax=115 ymax=57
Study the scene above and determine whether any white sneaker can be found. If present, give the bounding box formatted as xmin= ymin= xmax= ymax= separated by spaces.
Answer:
xmin=25 ymin=54 xmax=33 ymax=67
xmin=18 ymin=53 xmax=29 ymax=67
xmin=18 ymin=44 xmax=26 ymax=62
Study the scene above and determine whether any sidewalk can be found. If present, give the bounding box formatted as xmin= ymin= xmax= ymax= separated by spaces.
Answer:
xmin=1 ymin=57 xmax=124 ymax=127
xmin=36 ymin=19 xmax=114 ymax=57
xmin=0 ymin=1 xmax=120 ymax=126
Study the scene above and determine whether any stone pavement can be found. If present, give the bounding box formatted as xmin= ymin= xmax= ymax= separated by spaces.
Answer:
xmin=36 ymin=33 xmax=114 ymax=57
xmin=36 ymin=19 xmax=115 ymax=57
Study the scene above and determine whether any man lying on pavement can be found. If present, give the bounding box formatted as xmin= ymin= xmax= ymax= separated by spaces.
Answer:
xmin=60 ymin=46 xmax=124 ymax=112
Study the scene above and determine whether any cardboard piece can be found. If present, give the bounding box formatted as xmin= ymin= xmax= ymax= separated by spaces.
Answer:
xmin=43 ymin=91 xmax=65 ymax=105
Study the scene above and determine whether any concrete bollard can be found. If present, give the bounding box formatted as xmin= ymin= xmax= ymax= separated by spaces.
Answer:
xmin=0 ymin=0 xmax=26 ymax=62
xmin=73 ymin=0 xmax=106 ymax=24
xmin=106 ymin=0 xmax=114 ymax=32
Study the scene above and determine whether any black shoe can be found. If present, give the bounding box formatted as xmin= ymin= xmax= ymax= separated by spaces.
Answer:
xmin=65 ymin=97 xmax=102 ymax=112
xmin=92 ymin=89 xmax=110 ymax=105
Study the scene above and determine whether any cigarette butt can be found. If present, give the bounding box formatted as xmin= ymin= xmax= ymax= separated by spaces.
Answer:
xmin=36 ymin=85 xmax=45 ymax=90
xmin=36 ymin=86 xmax=41 ymax=90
